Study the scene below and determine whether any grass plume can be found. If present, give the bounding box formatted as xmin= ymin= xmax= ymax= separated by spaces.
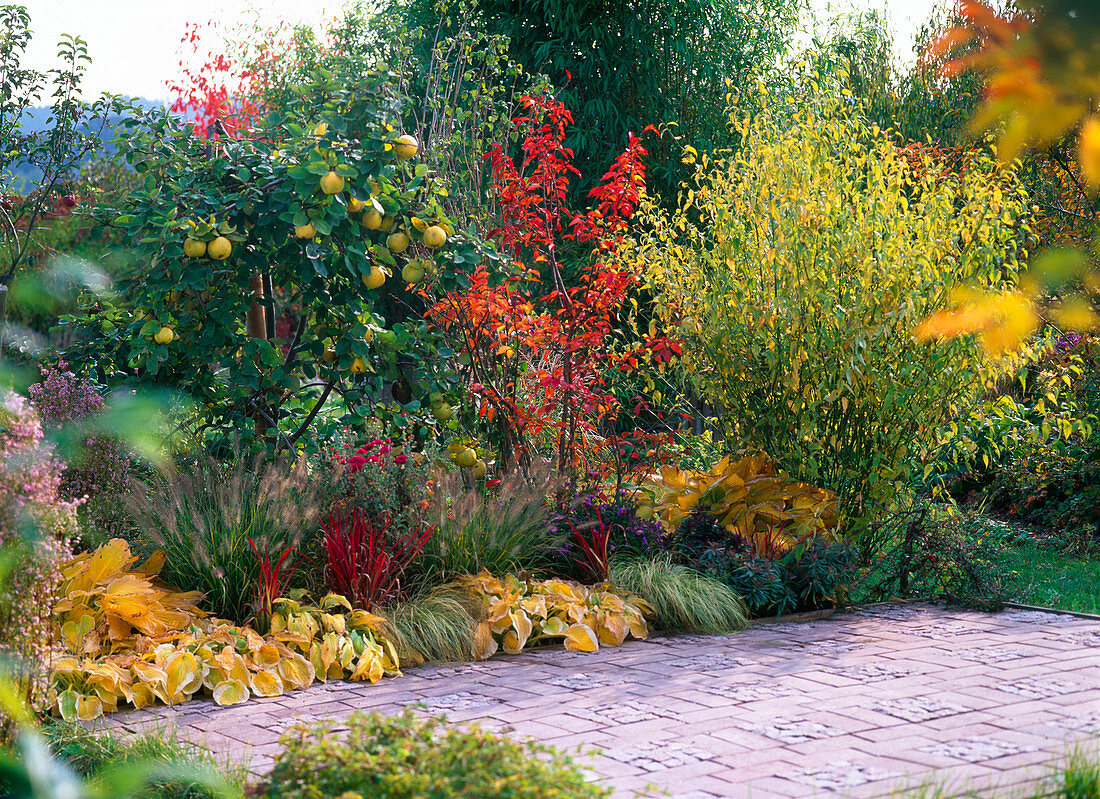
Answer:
xmin=610 ymin=557 xmax=748 ymax=635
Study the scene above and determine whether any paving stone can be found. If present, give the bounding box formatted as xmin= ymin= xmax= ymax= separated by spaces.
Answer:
xmin=1066 ymin=630 xmax=1100 ymax=647
xmin=97 ymin=602 xmax=1100 ymax=796
xmin=787 ymin=759 xmax=899 ymax=789
xmin=571 ymin=699 xmax=665 ymax=724
xmin=995 ymin=674 xmax=1085 ymax=698
xmin=600 ymin=741 xmax=715 ymax=773
xmin=948 ymin=646 xmax=1032 ymax=663
xmin=665 ymin=652 xmax=757 ymax=671
xmin=697 ymin=681 xmax=794 ymax=702
xmin=548 ymin=671 xmax=629 ymax=691
xmin=407 ymin=691 xmax=502 ymax=712
xmin=1046 ymin=712 xmax=1100 ymax=734
xmin=819 ymin=663 xmax=918 ymax=682
xmin=918 ymin=736 xmax=1037 ymax=762
xmin=864 ymin=696 xmax=970 ymax=722
xmin=733 ymin=717 xmax=845 ymax=744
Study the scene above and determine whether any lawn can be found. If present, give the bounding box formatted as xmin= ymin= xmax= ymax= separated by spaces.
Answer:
xmin=1000 ymin=543 xmax=1100 ymax=616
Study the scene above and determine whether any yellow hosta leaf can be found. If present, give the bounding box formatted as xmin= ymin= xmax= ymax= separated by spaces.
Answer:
xmin=66 ymin=538 xmax=133 ymax=593
xmin=504 ymin=610 xmax=533 ymax=654
xmin=133 ymin=549 xmax=167 ymax=577
xmin=165 ymin=650 xmax=202 ymax=699
xmin=77 ymin=694 xmax=104 ymax=721
xmin=472 ymin=620 xmax=497 ymax=660
xmin=278 ymin=653 xmax=315 ymax=690
xmin=212 ymin=679 xmax=250 ymax=707
xmin=131 ymin=660 xmax=166 ymax=687
xmin=563 ymin=624 xmax=599 ymax=653
xmin=322 ymin=593 xmax=353 ymax=613
xmin=249 ymin=670 xmax=285 ymax=697
xmin=597 ymin=614 xmax=629 ymax=647
xmin=255 ymin=644 xmax=280 ymax=669
xmin=56 ymin=689 xmax=79 ymax=721
xmin=540 ymin=616 xmax=568 ymax=637
xmin=350 ymin=651 xmax=383 ymax=682
xmin=130 ymin=682 xmax=156 ymax=709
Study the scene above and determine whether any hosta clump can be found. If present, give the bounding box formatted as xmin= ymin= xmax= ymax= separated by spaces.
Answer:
xmin=259 ymin=709 xmax=608 ymax=799
xmin=461 ymin=572 xmax=651 ymax=658
xmin=50 ymin=539 xmax=400 ymax=720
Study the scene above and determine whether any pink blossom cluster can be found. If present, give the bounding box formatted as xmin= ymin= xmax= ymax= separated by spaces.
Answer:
xmin=27 ymin=364 xmax=132 ymax=518
xmin=0 ymin=392 xmax=81 ymax=544
xmin=333 ymin=438 xmax=407 ymax=473
xmin=0 ymin=391 xmax=77 ymax=716
xmin=27 ymin=362 xmax=104 ymax=426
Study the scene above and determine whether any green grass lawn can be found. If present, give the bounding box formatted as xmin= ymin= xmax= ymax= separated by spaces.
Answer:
xmin=999 ymin=543 xmax=1100 ymax=615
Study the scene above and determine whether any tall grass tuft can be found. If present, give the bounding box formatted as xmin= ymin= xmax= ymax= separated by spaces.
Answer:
xmin=125 ymin=455 xmax=324 ymax=624
xmin=42 ymin=720 xmax=246 ymax=799
xmin=418 ymin=461 xmax=566 ymax=584
xmin=610 ymin=558 xmax=748 ymax=635
xmin=1047 ymin=746 xmax=1100 ymax=799
xmin=383 ymin=585 xmax=482 ymax=664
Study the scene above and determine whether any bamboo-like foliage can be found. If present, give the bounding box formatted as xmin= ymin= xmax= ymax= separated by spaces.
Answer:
xmin=635 ymin=72 xmax=1033 ymax=546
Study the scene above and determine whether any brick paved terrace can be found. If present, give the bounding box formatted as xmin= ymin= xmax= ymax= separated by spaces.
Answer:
xmin=92 ymin=603 xmax=1100 ymax=798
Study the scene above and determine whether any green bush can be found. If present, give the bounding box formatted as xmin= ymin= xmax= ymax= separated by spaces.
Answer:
xmin=637 ymin=73 xmax=1032 ymax=549
xmin=259 ymin=709 xmax=609 ymax=799
xmin=31 ymin=721 xmax=242 ymax=799
xmin=609 ymin=557 xmax=747 ymax=634
xmin=858 ymin=504 xmax=1018 ymax=610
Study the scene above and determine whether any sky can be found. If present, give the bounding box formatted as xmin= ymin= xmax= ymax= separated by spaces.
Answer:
xmin=21 ymin=0 xmax=941 ymax=103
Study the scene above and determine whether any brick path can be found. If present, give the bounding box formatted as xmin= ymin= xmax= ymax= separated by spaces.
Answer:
xmin=96 ymin=603 xmax=1100 ymax=797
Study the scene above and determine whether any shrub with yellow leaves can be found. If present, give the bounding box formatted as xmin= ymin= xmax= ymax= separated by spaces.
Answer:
xmin=645 ymin=453 xmax=839 ymax=553
xmin=634 ymin=72 xmax=1031 ymax=548
xmin=460 ymin=572 xmax=651 ymax=659
xmin=49 ymin=539 xmax=399 ymax=721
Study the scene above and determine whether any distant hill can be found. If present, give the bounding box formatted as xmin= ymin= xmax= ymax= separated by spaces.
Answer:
xmin=4 ymin=97 xmax=167 ymax=191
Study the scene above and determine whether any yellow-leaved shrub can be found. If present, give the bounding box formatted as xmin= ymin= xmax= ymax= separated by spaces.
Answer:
xmin=461 ymin=572 xmax=652 ymax=659
xmin=633 ymin=72 xmax=1032 ymax=551
xmin=645 ymin=453 xmax=839 ymax=552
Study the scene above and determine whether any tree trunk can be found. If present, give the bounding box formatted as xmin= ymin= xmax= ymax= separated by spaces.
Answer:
xmin=247 ymin=273 xmax=268 ymax=437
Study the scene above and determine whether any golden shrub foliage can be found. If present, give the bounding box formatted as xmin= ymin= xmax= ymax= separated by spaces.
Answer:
xmin=631 ymin=75 xmax=1032 ymax=517
xmin=50 ymin=540 xmax=399 ymax=721
xmin=646 ymin=453 xmax=839 ymax=552
xmin=460 ymin=572 xmax=652 ymax=659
